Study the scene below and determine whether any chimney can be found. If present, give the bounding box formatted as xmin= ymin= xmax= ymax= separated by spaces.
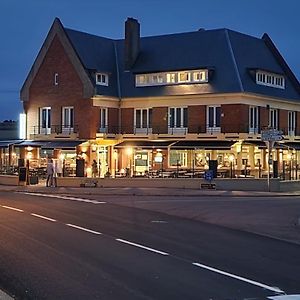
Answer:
xmin=124 ymin=17 xmax=140 ymax=70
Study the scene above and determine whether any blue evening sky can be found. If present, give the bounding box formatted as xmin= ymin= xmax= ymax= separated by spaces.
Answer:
xmin=0 ymin=0 xmax=299 ymax=121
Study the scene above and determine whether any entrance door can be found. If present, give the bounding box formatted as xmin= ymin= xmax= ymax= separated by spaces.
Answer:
xmin=40 ymin=107 xmax=51 ymax=134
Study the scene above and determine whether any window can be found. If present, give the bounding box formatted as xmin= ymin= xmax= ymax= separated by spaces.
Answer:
xmin=178 ymin=72 xmax=191 ymax=83
xmin=96 ymin=73 xmax=108 ymax=86
xmin=135 ymin=69 xmax=208 ymax=87
xmin=169 ymin=150 xmax=188 ymax=167
xmin=135 ymin=108 xmax=152 ymax=133
xmin=288 ymin=111 xmax=296 ymax=136
xmin=99 ymin=108 xmax=108 ymax=132
xmin=207 ymin=106 xmax=221 ymax=133
xmin=256 ymin=71 xmax=285 ymax=89
xmin=54 ymin=73 xmax=59 ymax=86
xmin=39 ymin=107 xmax=51 ymax=134
xmin=249 ymin=106 xmax=259 ymax=134
xmin=62 ymin=107 xmax=74 ymax=132
xmin=169 ymin=107 xmax=187 ymax=134
xmin=269 ymin=109 xmax=278 ymax=129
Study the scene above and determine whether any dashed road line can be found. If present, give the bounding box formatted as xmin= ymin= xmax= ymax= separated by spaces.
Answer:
xmin=19 ymin=192 xmax=106 ymax=204
xmin=31 ymin=213 xmax=56 ymax=222
xmin=1 ymin=205 xmax=24 ymax=212
xmin=192 ymin=262 xmax=284 ymax=294
xmin=66 ymin=223 xmax=102 ymax=235
xmin=116 ymin=238 xmax=169 ymax=256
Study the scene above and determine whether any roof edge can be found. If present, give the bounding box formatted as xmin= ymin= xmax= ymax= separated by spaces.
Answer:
xmin=262 ymin=33 xmax=300 ymax=95
xmin=20 ymin=18 xmax=94 ymax=102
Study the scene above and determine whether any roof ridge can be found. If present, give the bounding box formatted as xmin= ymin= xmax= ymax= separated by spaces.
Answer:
xmin=224 ymin=29 xmax=244 ymax=92
xmin=65 ymin=27 xmax=114 ymax=41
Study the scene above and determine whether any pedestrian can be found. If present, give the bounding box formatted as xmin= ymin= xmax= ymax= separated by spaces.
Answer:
xmin=46 ymin=159 xmax=54 ymax=187
xmin=92 ymin=159 xmax=98 ymax=177
xmin=52 ymin=159 xmax=58 ymax=187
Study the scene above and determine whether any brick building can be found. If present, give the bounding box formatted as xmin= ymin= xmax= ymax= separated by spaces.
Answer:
xmin=19 ymin=17 xmax=300 ymax=179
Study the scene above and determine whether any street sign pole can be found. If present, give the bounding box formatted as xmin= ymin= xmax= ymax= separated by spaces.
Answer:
xmin=261 ymin=129 xmax=282 ymax=192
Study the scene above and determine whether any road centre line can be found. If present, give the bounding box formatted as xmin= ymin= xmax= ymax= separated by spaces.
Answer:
xmin=192 ymin=262 xmax=284 ymax=294
xmin=116 ymin=238 xmax=169 ymax=256
xmin=31 ymin=213 xmax=56 ymax=222
xmin=20 ymin=192 xmax=106 ymax=204
xmin=1 ymin=205 xmax=24 ymax=212
xmin=66 ymin=223 xmax=102 ymax=235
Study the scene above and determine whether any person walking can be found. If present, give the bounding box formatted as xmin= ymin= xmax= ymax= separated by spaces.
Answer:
xmin=92 ymin=159 xmax=98 ymax=178
xmin=46 ymin=159 xmax=54 ymax=187
xmin=52 ymin=159 xmax=58 ymax=187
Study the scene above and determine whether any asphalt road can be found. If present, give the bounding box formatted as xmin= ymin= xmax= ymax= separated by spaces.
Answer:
xmin=0 ymin=191 xmax=299 ymax=299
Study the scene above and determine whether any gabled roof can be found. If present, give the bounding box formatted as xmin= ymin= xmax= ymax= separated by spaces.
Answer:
xmin=20 ymin=18 xmax=94 ymax=102
xmin=22 ymin=18 xmax=300 ymax=102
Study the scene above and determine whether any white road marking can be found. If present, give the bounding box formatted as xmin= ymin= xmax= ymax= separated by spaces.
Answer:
xmin=31 ymin=213 xmax=56 ymax=222
xmin=20 ymin=192 xmax=106 ymax=204
xmin=116 ymin=238 xmax=169 ymax=256
xmin=268 ymin=295 xmax=300 ymax=300
xmin=1 ymin=205 xmax=24 ymax=212
xmin=193 ymin=262 xmax=284 ymax=294
xmin=66 ymin=223 xmax=102 ymax=235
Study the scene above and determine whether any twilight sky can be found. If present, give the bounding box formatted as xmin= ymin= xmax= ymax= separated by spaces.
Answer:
xmin=0 ymin=0 xmax=299 ymax=121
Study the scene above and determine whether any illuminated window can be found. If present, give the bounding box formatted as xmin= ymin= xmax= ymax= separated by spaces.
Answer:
xmin=135 ymin=69 xmax=208 ymax=87
xmin=166 ymin=73 xmax=176 ymax=83
xmin=96 ymin=73 xmax=108 ymax=86
xmin=178 ymin=72 xmax=191 ymax=83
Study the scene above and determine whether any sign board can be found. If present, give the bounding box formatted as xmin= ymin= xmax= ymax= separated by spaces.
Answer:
xmin=204 ymin=170 xmax=214 ymax=181
xmin=261 ymin=129 xmax=283 ymax=142
xmin=201 ymin=183 xmax=216 ymax=190
xmin=19 ymin=167 xmax=28 ymax=183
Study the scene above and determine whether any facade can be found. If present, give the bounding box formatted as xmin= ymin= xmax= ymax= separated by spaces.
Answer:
xmin=18 ymin=17 xmax=300 ymax=179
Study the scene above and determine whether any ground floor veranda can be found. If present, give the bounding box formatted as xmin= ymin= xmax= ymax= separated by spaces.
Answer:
xmin=0 ymin=139 xmax=300 ymax=181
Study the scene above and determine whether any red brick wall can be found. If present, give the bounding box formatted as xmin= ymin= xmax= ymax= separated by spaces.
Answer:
xmin=27 ymin=35 xmax=98 ymax=139
xmin=260 ymin=107 xmax=269 ymax=129
xmin=221 ymin=104 xmax=248 ymax=133
xmin=152 ymin=107 xmax=168 ymax=134
xmin=108 ymin=108 xmax=119 ymax=133
xmin=279 ymin=109 xmax=288 ymax=134
xmin=188 ymin=105 xmax=206 ymax=133
xmin=121 ymin=108 xmax=134 ymax=133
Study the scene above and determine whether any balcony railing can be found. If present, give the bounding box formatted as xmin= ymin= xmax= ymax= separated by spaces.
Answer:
xmin=30 ymin=125 xmax=79 ymax=136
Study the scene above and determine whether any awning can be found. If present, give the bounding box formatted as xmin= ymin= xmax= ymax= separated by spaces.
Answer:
xmin=14 ymin=140 xmax=48 ymax=147
xmin=41 ymin=141 xmax=83 ymax=150
xmin=171 ymin=140 xmax=236 ymax=150
xmin=15 ymin=140 xmax=83 ymax=149
xmin=280 ymin=142 xmax=300 ymax=150
xmin=114 ymin=140 xmax=176 ymax=149
xmin=0 ymin=140 xmax=23 ymax=148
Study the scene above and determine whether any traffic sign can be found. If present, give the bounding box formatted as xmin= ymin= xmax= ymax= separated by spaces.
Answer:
xmin=261 ymin=129 xmax=283 ymax=142
xmin=204 ymin=170 xmax=214 ymax=181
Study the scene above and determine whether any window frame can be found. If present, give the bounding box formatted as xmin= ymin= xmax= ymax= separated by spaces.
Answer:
xmin=99 ymin=108 xmax=108 ymax=133
xmin=62 ymin=106 xmax=74 ymax=131
xmin=288 ymin=111 xmax=296 ymax=136
xmin=134 ymin=108 xmax=153 ymax=133
xmin=249 ymin=106 xmax=259 ymax=134
xmin=256 ymin=71 xmax=285 ymax=89
xmin=206 ymin=105 xmax=221 ymax=133
xmin=96 ymin=73 xmax=109 ymax=86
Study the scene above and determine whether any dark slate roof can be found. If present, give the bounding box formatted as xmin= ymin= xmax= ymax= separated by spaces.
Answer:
xmin=64 ymin=26 xmax=300 ymax=101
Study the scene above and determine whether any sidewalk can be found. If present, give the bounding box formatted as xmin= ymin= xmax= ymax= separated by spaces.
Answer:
xmin=2 ymin=182 xmax=300 ymax=197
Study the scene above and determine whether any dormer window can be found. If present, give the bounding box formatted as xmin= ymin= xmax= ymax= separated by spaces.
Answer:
xmin=256 ymin=70 xmax=285 ymax=89
xmin=96 ymin=73 xmax=109 ymax=86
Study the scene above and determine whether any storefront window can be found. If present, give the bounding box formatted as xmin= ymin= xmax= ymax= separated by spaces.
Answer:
xmin=169 ymin=150 xmax=188 ymax=167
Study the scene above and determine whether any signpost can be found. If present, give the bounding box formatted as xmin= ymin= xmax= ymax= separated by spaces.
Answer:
xmin=261 ymin=129 xmax=283 ymax=191
xmin=201 ymin=170 xmax=216 ymax=189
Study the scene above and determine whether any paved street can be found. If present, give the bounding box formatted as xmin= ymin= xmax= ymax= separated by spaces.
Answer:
xmin=0 ymin=190 xmax=300 ymax=299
